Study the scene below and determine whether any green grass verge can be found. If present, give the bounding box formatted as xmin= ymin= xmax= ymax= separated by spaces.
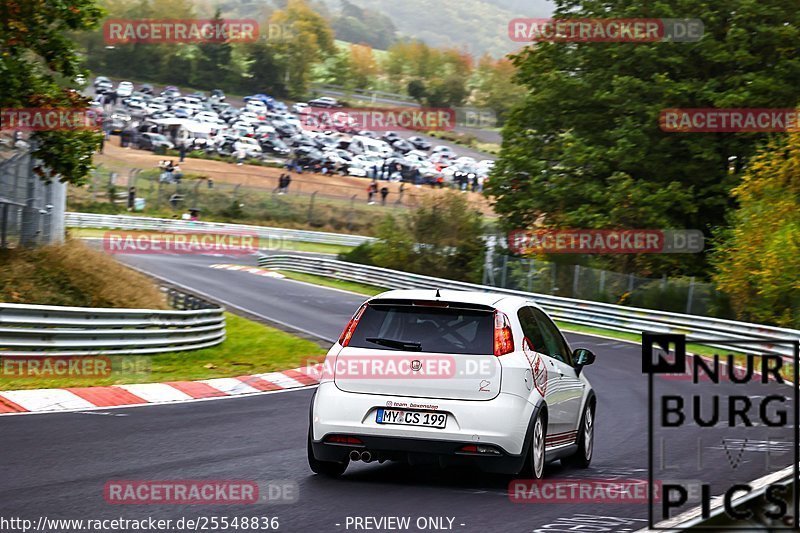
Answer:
xmin=0 ymin=313 xmax=326 ymax=391
xmin=277 ymin=270 xmax=385 ymax=296
xmin=70 ymin=227 xmax=354 ymax=255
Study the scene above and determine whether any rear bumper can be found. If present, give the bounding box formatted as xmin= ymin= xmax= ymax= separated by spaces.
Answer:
xmin=310 ymin=382 xmax=537 ymax=473
xmin=312 ymin=434 xmax=527 ymax=474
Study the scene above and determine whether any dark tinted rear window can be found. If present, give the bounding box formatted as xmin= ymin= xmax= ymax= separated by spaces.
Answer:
xmin=348 ymin=304 xmax=494 ymax=355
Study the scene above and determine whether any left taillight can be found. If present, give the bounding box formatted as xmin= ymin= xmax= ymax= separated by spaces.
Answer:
xmin=493 ymin=310 xmax=514 ymax=356
xmin=338 ymin=304 xmax=367 ymax=347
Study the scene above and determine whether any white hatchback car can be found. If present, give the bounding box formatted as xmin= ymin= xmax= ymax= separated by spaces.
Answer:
xmin=308 ymin=290 xmax=597 ymax=478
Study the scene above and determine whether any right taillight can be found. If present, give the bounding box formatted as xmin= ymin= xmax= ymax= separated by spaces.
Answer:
xmin=494 ymin=310 xmax=514 ymax=356
xmin=338 ymin=304 xmax=367 ymax=346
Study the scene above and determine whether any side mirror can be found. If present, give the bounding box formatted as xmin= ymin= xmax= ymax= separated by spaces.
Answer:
xmin=573 ymin=348 xmax=596 ymax=368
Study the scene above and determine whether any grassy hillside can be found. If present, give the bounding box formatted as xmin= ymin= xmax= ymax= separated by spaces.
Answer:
xmin=322 ymin=0 xmax=552 ymax=57
xmin=0 ymin=239 xmax=167 ymax=308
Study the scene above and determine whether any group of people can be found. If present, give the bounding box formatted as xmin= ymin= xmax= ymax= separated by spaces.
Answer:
xmin=366 ymin=180 xmax=402 ymax=206
xmin=158 ymin=160 xmax=183 ymax=183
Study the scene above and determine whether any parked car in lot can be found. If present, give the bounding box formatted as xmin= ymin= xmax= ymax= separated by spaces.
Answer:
xmin=308 ymin=290 xmax=597 ymax=478
xmin=292 ymin=102 xmax=310 ymax=115
xmin=308 ymin=96 xmax=342 ymax=108
xmin=407 ymin=136 xmax=432 ymax=151
xmin=116 ymin=81 xmax=134 ymax=98
xmin=233 ymin=137 xmax=262 ymax=158
xmin=139 ymin=83 xmax=154 ymax=95
xmin=137 ymin=132 xmax=174 ymax=151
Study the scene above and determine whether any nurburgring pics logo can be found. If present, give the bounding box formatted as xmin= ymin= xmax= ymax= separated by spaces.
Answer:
xmin=644 ymin=333 xmax=799 ymax=529
xmin=102 ymin=231 xmax=259 ymax=255
xmin=508 ymin=18 xmax=704 ymax=43
xmin=1 ymin=108 xmax=101 ymax=132
xmin=103 ymin=19 xmax=259 ymax=44
xmin=507 ymin=229 xmax=705 ymax=255
xmin=661 ymin=109 xmax=800 ymax=133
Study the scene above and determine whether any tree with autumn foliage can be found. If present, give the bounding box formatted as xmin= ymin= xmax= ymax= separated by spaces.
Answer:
xmin=711 ymin=134 xmax=800 ymax=328
xmin=1 ymin=0 xmax=104 ymax=185
xmin=269 ymin=0 xmax=336 ymax=97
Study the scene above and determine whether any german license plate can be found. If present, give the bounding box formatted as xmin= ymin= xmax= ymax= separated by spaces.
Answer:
xmin=376 ymin=409 xmax=446 ymax=428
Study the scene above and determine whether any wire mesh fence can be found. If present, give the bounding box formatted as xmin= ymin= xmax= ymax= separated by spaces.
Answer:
xmin=70 ymin=164 xmax=435 ymax=235
xmin=483 ymin=253 xmax=732 ymax=319
xmin=0 ymin=139 xmax=66 ymax=249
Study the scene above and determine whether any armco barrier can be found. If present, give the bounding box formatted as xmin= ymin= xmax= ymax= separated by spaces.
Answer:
xmin=0 ymin=291 xmax=225 ymax=357
xmin=65 ymin=212 xmax=374 ymax=248
xmin=257 ymin=254 xmax=800 ymax=359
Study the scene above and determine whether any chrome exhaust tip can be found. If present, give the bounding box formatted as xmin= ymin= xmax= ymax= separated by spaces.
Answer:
xmin=361 ymin=451 xmax=373 ymax=463
xmin=349 ymin=450 xmax=361 ymax=461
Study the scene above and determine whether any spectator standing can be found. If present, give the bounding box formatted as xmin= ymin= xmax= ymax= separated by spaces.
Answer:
xmin=380 ymin=186 xmax=389 ymax=206
xmin=367 ymin=180 xmax=378 ymax=204
xmin=179 ymin=142 xmax=187 ymax=162
xmin=283 ymin=173 xmax=292 ymax=193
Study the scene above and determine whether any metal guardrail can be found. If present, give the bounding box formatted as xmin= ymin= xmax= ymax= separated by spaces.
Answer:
xmin=0 ymin=289 xmax=225 ymax=356
xmin=66 ymin=212 xmax=375 ymax=248
xmin=257 ymin=254 xmax=800 ymax=360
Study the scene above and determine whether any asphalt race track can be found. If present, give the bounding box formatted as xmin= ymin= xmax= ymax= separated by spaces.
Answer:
xmin=0 ymin=251 xmax=794 ymax=533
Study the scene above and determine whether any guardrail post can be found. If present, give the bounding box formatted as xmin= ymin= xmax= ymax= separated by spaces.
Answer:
xmin=347 ymin=194 xmax=357 ymax=230
xmin=0 ymin=203 xmax=7 ymax=248
xmin=500 ymin=255 xmax=508 ymax=288
xmin=527 ymin=259 xmax=534 ymax=292
xmin=686 ymin=276 xmax=695 ymax=314
xmin=572 ymin=265 xmax=581 ymax=298
xmin=308 ymin=191 xmax=317 ymax=225
xmin=599 ymin=270 xmax=606 ymax=298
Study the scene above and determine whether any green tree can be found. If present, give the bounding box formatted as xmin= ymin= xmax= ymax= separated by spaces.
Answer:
xmin=350 ymin=192 xmax=486 ymax=283
xmin=488 ymin=0 xmax=800 ymax=277
xmin=270 ymin=0 xmax=335 ymax=98
xmin=470 ymin=55 xmax=523 ymax=125
xmin=711 ymin=134 xmax=800 ymax=328
xmin=244 ymin=40 xmax=287 ymax=96
xmin=191 ymin=9 xmax=234 ymax=89
xmin=0 ymin=0 xmax=104 ymax=184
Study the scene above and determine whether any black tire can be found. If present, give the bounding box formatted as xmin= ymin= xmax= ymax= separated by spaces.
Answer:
xmin=307 ymin=430 xmax=348 ymax=477
xmin=526 ymin=409 xmax=547 ymax=479
xmin=562 ymin=402 xmax=594 ymax=469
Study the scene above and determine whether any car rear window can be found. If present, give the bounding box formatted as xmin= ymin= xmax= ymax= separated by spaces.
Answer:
xmin=347 ymin=304 xmax=494 ymax=355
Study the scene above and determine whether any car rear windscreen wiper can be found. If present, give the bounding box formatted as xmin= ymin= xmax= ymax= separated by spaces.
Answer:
xmin=365 ymin=337 xmax=422 ymax=351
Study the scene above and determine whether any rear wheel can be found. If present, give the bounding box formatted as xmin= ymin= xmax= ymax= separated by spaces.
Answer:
xmin=528 ymin=410 xmax=547 ymax=479
xmin=307 ymin=430 xmax=349 ymax=477
xmin=562 ymin=403 xmax=594 ymax=468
